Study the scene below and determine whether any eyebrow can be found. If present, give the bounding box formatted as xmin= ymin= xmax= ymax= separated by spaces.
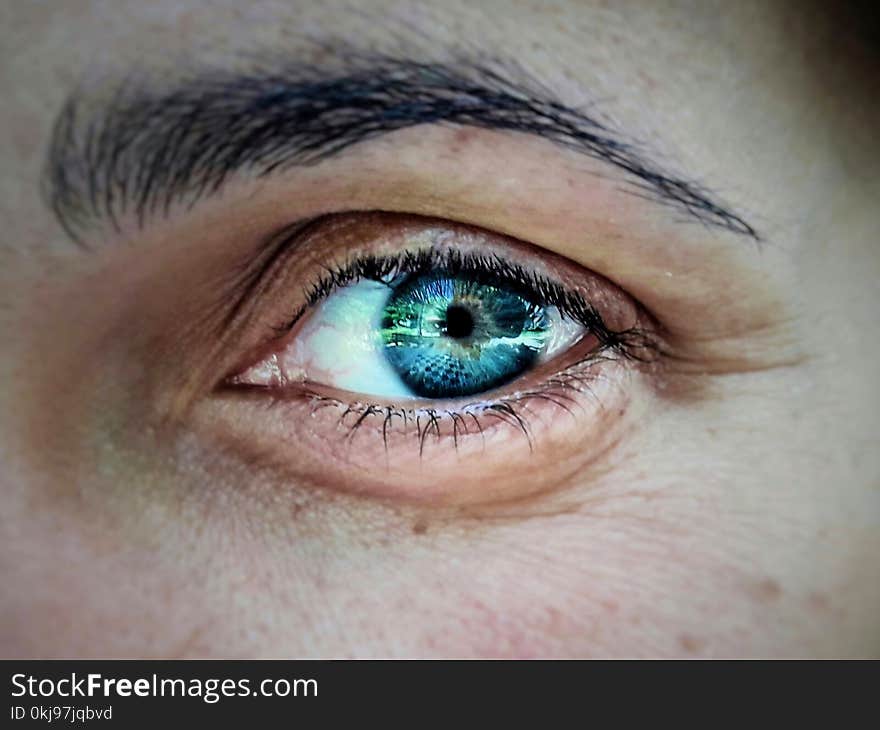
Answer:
xmin=44 ymin=54 xmax=759 ymax=243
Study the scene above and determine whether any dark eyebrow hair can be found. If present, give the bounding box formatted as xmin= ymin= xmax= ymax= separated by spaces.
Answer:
xmin=44 ymin=54 xmax=759 ymax=243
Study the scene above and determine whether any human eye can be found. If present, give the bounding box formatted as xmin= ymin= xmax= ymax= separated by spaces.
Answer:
xmin=200 ymin=211 xmax=658 ymax=506
xmin=235 ymin=233 xmax=604 ymax=400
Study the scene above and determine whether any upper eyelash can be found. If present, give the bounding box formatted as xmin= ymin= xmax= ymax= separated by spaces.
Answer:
xmin=281 ymin=247 xmax=653 ymax=359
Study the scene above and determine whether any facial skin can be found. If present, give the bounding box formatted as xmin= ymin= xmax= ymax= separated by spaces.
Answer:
xmin=1 ymin=0 xmax=878 ymax=657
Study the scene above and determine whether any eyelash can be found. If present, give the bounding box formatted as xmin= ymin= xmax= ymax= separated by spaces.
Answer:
xmin=246 ymin=243 xmax=658 ymax=454
xmin=281 ymin=247 xmax=646 ymax=354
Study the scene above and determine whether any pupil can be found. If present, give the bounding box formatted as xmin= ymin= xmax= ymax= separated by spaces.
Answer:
xmin=443 ymin=304 xmax=474 ymax=339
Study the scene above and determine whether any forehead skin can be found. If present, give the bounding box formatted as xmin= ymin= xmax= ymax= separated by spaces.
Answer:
xmin=0 ymin=1 xmax=878 ymax=657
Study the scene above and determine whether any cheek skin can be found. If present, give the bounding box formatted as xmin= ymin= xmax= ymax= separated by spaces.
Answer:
xmin=3 ymin=405 xmax=872 ymax=659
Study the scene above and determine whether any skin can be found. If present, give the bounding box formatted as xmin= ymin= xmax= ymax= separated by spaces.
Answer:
xmin=0 ymin=0 xmax=878 ymax=657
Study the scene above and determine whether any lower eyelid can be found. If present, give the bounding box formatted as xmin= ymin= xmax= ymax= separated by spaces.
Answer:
xmin=204 ymin=344 xmax=640 ymax=506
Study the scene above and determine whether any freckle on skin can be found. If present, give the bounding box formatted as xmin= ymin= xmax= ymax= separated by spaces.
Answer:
xmin=449 ymin=127 xmax=479 ymax=154
xmin=637 ymin=70 xmax=658 ymax=91
xmin=678 ymin=634 xmax=705 ymax=654
xmin=807 ymin=591 xmax=831 ymax=612
xmin=412 ymin=520 xmax=428 ymax=535
xmin=600 ymin=599 xmax=619 ymax=614
xmin=748 ymin=577 xmax=783 ymax=603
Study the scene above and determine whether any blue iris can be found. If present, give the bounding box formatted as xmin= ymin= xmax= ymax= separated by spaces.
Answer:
xmin=379 ymin=273 xmax=551 ymax=398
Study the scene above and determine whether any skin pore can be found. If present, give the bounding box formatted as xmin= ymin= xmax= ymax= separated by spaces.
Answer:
xmin=0 ymin=0 xmax=878 ymax=657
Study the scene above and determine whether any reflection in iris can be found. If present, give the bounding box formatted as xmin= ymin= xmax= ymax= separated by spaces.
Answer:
xmin=380 ymin=273 xmax=551 ymax=398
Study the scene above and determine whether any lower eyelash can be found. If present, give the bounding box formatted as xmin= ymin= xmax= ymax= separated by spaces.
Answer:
xmin=292 ymin=350 xmax=626 ymax=457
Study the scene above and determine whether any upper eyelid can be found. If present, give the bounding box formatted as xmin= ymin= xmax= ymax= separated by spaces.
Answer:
xmin=43 ymin=50 xmax=759 ymax=246
xmin=291 ymin=247 xmax=619 ymax=341
xmin=224 ymin=214 xmax=659 ymax=386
